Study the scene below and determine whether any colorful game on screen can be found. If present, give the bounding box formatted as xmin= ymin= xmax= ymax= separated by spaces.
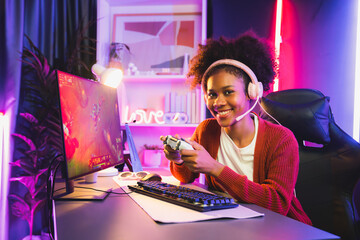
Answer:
xmin=57 ymin=70 xmax=124 ymax=179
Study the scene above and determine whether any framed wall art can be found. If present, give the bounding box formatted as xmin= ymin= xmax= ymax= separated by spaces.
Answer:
xmin=112 ymin=9 xmax=205 ymax=75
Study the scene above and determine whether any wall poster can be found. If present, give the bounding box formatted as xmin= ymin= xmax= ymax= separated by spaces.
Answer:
xmin=112 ymin=11 xmax=203 ymax=75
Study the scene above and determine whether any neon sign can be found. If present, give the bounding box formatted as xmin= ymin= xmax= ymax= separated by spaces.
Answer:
xmin=123 ymin=106 xmax=189 ymax=124
xmin=124 ymin=105 xmax=165 ymax=124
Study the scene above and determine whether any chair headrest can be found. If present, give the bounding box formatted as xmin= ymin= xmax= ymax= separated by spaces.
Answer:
xmin=260 ymin=89 xmax=331 ymax=144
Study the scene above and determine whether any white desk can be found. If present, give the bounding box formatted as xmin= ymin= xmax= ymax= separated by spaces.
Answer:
xmin=55 ymin=169 xmax=340 ymax=240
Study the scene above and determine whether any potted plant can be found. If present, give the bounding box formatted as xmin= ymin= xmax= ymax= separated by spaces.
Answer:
xmin=8 ymin=35 xmax=64 ymax=240
xmin=143 ymin=144 xmax=163 ymax=167
xmin=9 ymin=113 xmax=56 ymax=240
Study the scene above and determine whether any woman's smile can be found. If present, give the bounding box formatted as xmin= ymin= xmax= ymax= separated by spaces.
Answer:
xmin=216 ymin=109 xmax=233 ymax=118
xmin=206 ymin=69 xmax=249 ymax=127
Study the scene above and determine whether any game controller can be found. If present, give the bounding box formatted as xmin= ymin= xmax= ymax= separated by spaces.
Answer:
xmin=163 ymin=135 xmax=194 ymax=150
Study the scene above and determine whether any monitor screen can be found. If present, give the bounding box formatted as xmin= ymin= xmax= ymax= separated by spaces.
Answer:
xmin=57 ymin=70 xmax=124 ymax=181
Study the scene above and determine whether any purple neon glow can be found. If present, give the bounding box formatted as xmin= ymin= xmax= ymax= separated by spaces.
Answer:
xmin=353 ymin=0 xmax=360 ymax=142
xmin=273 ymin=0 xmax=283 ymax=92
xmin=0 ymin=111 xmax=11 ymax=240
xmin=0 ymin=112 xmax=4 ymax=176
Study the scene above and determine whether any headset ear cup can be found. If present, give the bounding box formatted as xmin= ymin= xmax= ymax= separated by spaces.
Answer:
xmin=248 ymin=82 xmax=263 ymax=99
xmin=257 ymin=82 xmax=263 ymax=98
xmin=248 ymin=82 xmax=257 ymax=99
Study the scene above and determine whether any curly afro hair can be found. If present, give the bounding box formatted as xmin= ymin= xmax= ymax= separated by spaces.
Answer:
xmin=187 ymin=30 xmax=277 ymax=92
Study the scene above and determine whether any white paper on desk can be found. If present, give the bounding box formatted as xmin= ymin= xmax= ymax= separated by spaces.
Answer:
xmin=113 ymin=176 xmax=264 ymax=223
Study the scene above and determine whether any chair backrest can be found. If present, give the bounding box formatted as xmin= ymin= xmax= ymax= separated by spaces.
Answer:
xmin=259 ymin=88 xmax=360 ymax=240
xmin=353 ymin=179 xmax=360 ymax=239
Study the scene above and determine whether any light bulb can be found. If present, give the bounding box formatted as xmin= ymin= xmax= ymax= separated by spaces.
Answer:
xmin=91 ymin=63 xmax=123 ymax=88
xmin=101 ymin=68 xmax=123 ymax=88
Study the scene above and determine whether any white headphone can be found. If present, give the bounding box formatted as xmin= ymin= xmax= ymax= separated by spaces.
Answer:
xmin=202 ymin=59 xmax=263 ymax=121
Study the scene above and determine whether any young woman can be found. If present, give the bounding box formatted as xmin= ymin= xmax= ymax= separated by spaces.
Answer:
xmin=161 ymin=31 xmax=312 ymax=225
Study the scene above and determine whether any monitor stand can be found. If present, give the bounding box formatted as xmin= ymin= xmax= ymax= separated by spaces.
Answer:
xmin=98 ymin=167 xmax=119 ymax=177
xmin=53 ymin=178 xmax=112 ymax=201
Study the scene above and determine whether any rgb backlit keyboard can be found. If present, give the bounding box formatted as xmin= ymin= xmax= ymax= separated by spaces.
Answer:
xmin=128 ymin=181 xmax=238 ymax=212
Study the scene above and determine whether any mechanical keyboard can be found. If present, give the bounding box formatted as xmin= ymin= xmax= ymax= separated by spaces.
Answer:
xmin=128 ymin=181 xmax=239 ymax=212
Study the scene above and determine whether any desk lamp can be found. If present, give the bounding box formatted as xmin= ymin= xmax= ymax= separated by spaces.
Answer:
xmin=91 ymin=63 xmax=123 ymax=88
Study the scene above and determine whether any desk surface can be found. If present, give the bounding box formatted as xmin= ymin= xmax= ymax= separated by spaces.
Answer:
xmin=55 ymin=169 xmax=339 ymax=240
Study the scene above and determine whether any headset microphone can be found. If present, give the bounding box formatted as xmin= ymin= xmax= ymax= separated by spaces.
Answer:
xmin=235 ymin=96 xmax=260 ymax=121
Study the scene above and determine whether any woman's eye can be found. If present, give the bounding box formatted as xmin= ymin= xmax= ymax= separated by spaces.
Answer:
xmin=207 ymin=92 xmax=216 ymax=98
xmin=224 ymin=90 xmax=234 ymax=95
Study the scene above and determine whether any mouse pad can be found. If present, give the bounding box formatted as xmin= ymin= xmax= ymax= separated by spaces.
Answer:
xmin=113 ymin=176 xmax=264 ymax=223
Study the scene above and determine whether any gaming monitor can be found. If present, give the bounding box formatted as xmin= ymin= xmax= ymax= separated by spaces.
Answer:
xmin=55 ymin=70 xmax=124 ymax=200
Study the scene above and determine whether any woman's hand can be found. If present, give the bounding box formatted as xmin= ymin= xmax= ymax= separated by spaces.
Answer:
xmin=160 ymin=136 xmax=224 ymax=177
xmin=180 ymin=140 xmax=224 ymax=177
xmin=160 ymin=135 xmax=184 ymax=165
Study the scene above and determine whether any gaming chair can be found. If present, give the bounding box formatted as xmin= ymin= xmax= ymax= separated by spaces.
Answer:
xmin=259 ymin=88 xmax=360 ymax=240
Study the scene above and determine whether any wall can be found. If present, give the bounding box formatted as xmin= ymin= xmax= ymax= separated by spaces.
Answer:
xmin=208 ymin=0 xmax=358 ymax=137
xmin=280 ymin=0 xmax=357 ymax=137
xmin=208 ymin=0 xmax=276 ymax=39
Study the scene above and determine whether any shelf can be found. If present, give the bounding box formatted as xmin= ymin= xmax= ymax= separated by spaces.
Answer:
xmin=123 ymin=123 xmax=198 ymax=127
xmin=105 ymin=0 xmax=203 ymax=7
xmin=123 ymin=75 xmax=189 ymax=83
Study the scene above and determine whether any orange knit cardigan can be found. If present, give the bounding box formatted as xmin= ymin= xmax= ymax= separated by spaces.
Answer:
xmin=170 ymin=117 xmax=312 ymax=225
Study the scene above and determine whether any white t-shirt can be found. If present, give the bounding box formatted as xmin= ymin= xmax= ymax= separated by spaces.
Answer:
xmin=217 ymin=114 xmax=259 ymax=182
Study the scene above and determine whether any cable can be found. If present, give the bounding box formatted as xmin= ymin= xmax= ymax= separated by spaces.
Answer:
xmin=235 ymin=96 xmax=260 ymax=122
xmin=235 ymin=96 xmax=281 ymax=126
xmin=53 ymin=186 xmax=131 ymax=195
xmin=46 ymin=153 xmax=63 ymax=240
xmin=258 ymin=100 xmax=282 ymax=126
xmin=48 ymin=156 xmax=62 ymax=240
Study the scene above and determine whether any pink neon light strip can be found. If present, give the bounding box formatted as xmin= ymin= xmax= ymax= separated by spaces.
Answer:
xmin=0 ymin=112 xmax=3 ymax=240
xmin=0 ymin=111 xmax=10 ymax=185
xmin=0 ymin=111 xmax=10 ymax=240
xmin=353 ymin=0 xmax=360 ymax=142
xmin=0 ymin=112 xmax=4 ymax=169
xmin=273 ymin=0 xmax=283 ymax=92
